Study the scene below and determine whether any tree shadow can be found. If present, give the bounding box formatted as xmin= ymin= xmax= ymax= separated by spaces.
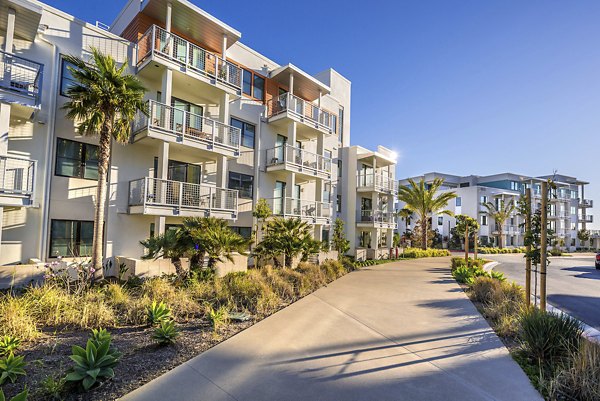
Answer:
xmin=561 ymin=266 xmax=600 ymax=281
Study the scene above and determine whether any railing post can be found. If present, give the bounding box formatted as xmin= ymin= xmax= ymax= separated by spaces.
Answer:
xmin=178 ymin=181 xmax=183 ymax=210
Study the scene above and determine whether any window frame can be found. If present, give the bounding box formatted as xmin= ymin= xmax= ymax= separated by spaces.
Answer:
xmin=49 ymin=219 xmax=94 ymax=258
xmin=241 ymin=68 xmax=265 ymax=101
xmin=55 ymin=138 xmax=100 ymax=180
xmin=60 ymin=57 xmax=79 ymax=97
xmin=455 ymin=197 xmax=462 ymax=207
xmin=230 ymin=117 xmax=256 ymax=148
xmin=228 ymin=171 xmax=254 ymax=199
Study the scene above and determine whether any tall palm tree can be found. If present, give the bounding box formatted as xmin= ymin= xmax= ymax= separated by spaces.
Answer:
xmin=397 ymin=178 xmax=457 ymax=250
xmin=63 ymin=48 xmax=146 ymax=276
xmin=483 ymin=199 xmax=516 ymax=248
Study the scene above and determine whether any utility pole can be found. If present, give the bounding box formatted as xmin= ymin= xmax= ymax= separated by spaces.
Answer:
xmin=540 ymin=181 xmax=548 ymax=310
xmin=464 ymin=223 xmax=469 ymax=264
xmin=525 ymin=188 xmax=532 ymax=306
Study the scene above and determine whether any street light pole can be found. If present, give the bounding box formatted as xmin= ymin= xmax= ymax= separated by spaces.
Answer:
xmin=525 ymin=188 xmax=532 ymax=306
xmin=540 ymin=181 xmax=548 ymax=310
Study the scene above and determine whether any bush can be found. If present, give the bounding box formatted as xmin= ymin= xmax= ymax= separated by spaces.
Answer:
xmin=551 ymin=341 xmax=600 ymax=400
xmin=549 ymin=249 xmax=563 ymax=257
xmin=518 ymin=308 xmax=583 ymax=371
xmin=470 ymin=277 xmax=502 ymax=304
xmin=452 ymin=266 xmax=475 ymax=285
xmin=0 ymin=353 xmax=26 ymax=385
xmin=451 ymin=257 xmax=486 ymax=271
xmin=402 ymin=248 xmax=450 ymax=259
xmin=0 ymin=295 xmax=38 ymax=341
xmin=152 ymin=320 xmax=179 ymax=345
xmin=478 ymin=247 xmax=526 ymax=254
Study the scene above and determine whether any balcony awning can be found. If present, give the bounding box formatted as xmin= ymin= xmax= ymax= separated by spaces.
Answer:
xmin=140 ymin=0 xmax=241 ymax=53
xmin=269 ymin=64 xmax=330 ymax=101
xmin=0 ymin=0 xmax=43 ymax=42
xmin=357 ymin=150 xmax=397 ymax=167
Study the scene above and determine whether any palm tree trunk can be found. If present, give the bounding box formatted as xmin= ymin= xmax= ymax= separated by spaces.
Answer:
xmin=421 ymin=217 xmax=428 ymax=250
xmin=172 ymin=256 xmax=184 ymax=277
xmin=91 ymin=128 xmax=111 ymax=279
xmin=498 ymin=229 xmax=503 ymax=249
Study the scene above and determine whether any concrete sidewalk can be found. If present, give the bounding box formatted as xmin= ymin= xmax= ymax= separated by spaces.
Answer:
xmin=121 ymin=257 xmax=541 ymax=401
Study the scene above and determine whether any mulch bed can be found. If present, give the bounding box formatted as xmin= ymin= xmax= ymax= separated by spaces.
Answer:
xmin=2 ymin=318 xmax=254 ymax=400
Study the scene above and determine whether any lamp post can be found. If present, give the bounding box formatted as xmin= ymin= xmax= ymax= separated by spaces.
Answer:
xmin=540 ymin=181 xmax=548 ymax=310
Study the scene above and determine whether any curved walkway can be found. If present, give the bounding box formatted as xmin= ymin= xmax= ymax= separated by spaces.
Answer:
xmin=121 ymin=257 xmax=541 ymax=401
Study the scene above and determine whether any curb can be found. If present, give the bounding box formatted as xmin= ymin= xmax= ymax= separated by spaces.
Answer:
xmin=487 ymin=262 xmax=600 ymax=344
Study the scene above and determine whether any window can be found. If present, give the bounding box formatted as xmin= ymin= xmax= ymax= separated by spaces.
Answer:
xmin=230 ymin=117 xmax=255 ymax=148
xmin=510 ymin=181 xmax=520 ymax=191
xmin=480 ymin=196 xmax=487 ymax=204
xmin=55 ymin=138 xmax=99 ymax=180
xmin=323 ymin=182 xmax=331 ymax=203
xmin=379 ymin=232 xmax=387 ymax=248
xmin=336 ymin=195 xmax=342 ymax=213
xmin=241 ymin=69 xmax=265 ymax=100
xmin=438 ymin=216 xmax=443 ymax=225
xmin=322 ymin=228 xmax=330 ymax=247
xmin=359 ymin=231 xmax=371 ymax=248
xmin=337 ymin=160 xmax=342 ymax=177
xmin=60 ymin=58 xmax=80 ymax=96
xmin=455 ymin=197 xmax=462 ymax=207
xmin=231 ymin=226 xmax=252 ymax=240
xmin=570 ymin=206 xmax=576 ymax=215
xmin=228 ymin=172 xmax=253 ymax=198
xmin=481 ymin=215 xmax=488 ymax=226
xmin=338 ymin=107 xmax=344 ymax=143
xmin=49 ymin=220 xmax=94 ymax=257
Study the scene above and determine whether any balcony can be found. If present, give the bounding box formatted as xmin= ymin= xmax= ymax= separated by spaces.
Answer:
xmin=128 ymin=177 xmax=237 ymax=219
xmin=266 ymin=93 xmax=338 ymax=137
xmin=548 ymin=211 xmax=571 ymax=220
xmin=265 ymin=197 xmax=332 ymax=225
xmin=136 ymin=25 xmax=241 ymax=93
xmin=357 ymin=210 xmax=396 ymax=229
xmin=265 ymin=144 xmax=331 ymax=180
xmin=579 ymin=215 xmax=593 ymax=223
xmin=491 ymin=225 xmax=521 ymax=235
xmin=0 ymin=51 xmax=43 ymax=111
xmin=356 ymin=172 xmax=397 ymax=195
xmin=132 ymin=100 xmax=240 ymax=158
xmin=579 ymin=199 xmax=593 ymax=208
xmin=0 ymin=156 xmax=36 ymax=207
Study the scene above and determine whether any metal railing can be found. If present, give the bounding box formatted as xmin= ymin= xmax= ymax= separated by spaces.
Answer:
xmin=358 ymin=209 xmax=395 ymax=225
xmin=137 ymin=25 xmax=241 ymax=90
xmin=492 ymin=225 xmax=521 ymax=234
xmin=265 ymin=144 xmax=332 ymax=175
xmin=0 ymin=156 xmax=35 ymax=196
xmin=266 ymin=197 xmax=332 ymax=220
xmin=356 ymin=172 xmax=397 ymax=194
xmin=0 ymin=50 xmax=43 ymax=104
xmin=267 ymin=92 xmax=338 ymax=133
xmin=579 ymin=199 xmax=593 ymax=208
xmin=579 ymin=215 xmax=593 ymax=223
xmin=133 ymin=100 xmax=241 ymax=151
xmin=129 ymin=177 xmax=238 ymax=213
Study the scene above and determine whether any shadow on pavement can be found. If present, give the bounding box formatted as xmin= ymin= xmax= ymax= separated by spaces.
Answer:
xmin=561 ymin=266 xmax=600 ymax=281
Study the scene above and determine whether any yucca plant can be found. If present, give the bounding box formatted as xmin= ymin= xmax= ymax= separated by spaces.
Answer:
xmin=0 ymin=389 xmax=28 ymax=401
xmin=152 ymin=320 xmax=179 ymax=345
xmin=147 ymin=301 xmax=171 ymax=325
xmin=0 ymin=336 xmax=20 ymax=356
xmin=0 ymin=352 xmax=26 ymax=385
xmin=65 ymin=338 xmax=119 ymax=391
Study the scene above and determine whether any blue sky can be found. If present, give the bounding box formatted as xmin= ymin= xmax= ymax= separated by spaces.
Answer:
xmin=47 ymin=0 xmax=600 ymax=228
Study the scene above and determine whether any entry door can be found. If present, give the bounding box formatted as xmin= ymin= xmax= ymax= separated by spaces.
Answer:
xmin=275 ymin=134 xmax=287 ymax=162
xmin=171 ymin=98 xmax=203 ymax=134
xmin=274 ymin=181 xmax=286 ymax=215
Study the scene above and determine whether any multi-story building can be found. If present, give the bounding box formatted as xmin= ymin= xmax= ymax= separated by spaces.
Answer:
xmin=0 ymin=0 xmax=400 ymax=266
xmin=398 ymin=172 xmax=593 ymax=250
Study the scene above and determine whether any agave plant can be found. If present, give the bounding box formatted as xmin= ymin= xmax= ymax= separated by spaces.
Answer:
xmin=90 ymin=329 xmax=121 ymax=359
xmin=152 ymin=320 xmax=179 ymax=345
xmin=0 ymin=352 xmax=26 ymax=385
xmin=0 ymin=389 xmax=28 ymax=401
xmin=65 ymin=339 xmax=119 ymax=391
xmin=0 ymin=336 xmax=20 ymax=357
xmin=147 ymin=301 xmax=171 ymax=325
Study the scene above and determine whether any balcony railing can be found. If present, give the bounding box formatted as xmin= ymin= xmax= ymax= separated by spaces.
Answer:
xmin=548 ymin=211 xmax=571 ymax=219
xmin=358 ymin=209 xmax=395 ymax=225
xmin=265 ymin=144 xmax=332 ymax=177
xmin=267 ymin=93 xmax=338 ymax=133
xmin=265 ymin=197 xmax=332 ymax=221
xmin=133 ymin=100 xmax=241 ymax=152
xmin=579 ymin=199 xmax=593 ymax=208
xmin=129 ymin=177 xmax=238 ymax=214
xmin=579 ymin=215 xmax=593 ymax=223
xmin=357 ymin=172 xmax=397 ymax=194
xmin=0 ymin=50 xmax=43 ymax=105
xmin=491 ymin=225 xmax=521 ymax=234
xmin=137 ymin=25 xmax=242 ymax=90
xmin=0 ymin=156 xmax=35 ymax=197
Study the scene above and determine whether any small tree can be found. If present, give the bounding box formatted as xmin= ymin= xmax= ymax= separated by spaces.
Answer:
xmin=140 ymin=229 xmax=188 ymax=277
xmin=482 ymin=199 xmax=516 ymax=248
xmin=331 ymin=218 xmax=350 ymax=259
xmin=577 ymin=229 xmax=590 ymax=250
xmin=254 ymin=218 xmax=317 ymax=268
xmin=252 ymin=198 xmax=272 ymax=247
xmin=455 ymin=215 xmax=479 ymax=263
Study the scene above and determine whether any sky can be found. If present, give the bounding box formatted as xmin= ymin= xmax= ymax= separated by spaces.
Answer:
xmin=45 ymin=0 xmax=600 ymax=228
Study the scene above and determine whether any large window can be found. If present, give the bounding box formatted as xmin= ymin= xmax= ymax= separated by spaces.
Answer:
xmin=55 ymin=138 xmax=99 ymax=180
xmin=241 ymin=69 xmax=265 ymax=100
xmin=455 ymin=197 xmax=462 ymax=207
xmin=230 ymin=117 xmax=256 ymax=148
xmin=231 ymin=226 xmax=252 ymax=240
xmin=49 ymin=220 xmax=94 ymax=257
xmin=60 ymin=58 xmax=79 ymax=96
xmin=336 ymin=195 xmax=342 ymax=213
xmin=228 ymin=172 xmax=253 ymax=199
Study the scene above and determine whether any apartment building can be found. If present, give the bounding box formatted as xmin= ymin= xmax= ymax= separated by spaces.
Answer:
xmin=0 ymin=0 xmax=396 ymax=266
xmin=340 ymin=145 xmax=397 ymax=260
xmin=397 ymin=172 xmax=593 ymax=250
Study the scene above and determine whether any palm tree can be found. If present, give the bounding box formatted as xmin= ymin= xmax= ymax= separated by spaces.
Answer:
xmin=483 ymin=199 xmax=516 ymax=248
xmin=252 ymin=198 xmax=272 ymax=247
xmin=396 ymin=207 xmax=413 ymax=234
xmin=63 ymin=48 xmax=146 ymax=276
xmin=397 ymin=178 xmax=457 ymax=250
xmin=255 ymin=217 xmax=317 ymax=268
xmin=140 ymin=229 xmax=188 ymax=277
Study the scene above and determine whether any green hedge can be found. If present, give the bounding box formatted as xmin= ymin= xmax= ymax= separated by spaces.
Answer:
xmin=478 ymin=247 xmax=526 ymax=254
xmin=451 ymin=256 xmax=486 ymax=270
xmin=401 ymin=248 xmax=451 ymax=258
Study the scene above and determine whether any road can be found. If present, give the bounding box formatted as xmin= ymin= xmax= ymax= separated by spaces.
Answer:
xmin=123 ymin=257 xmax=540 ymax=401
xmin=486 ymin=253 xmax=600 ymax=330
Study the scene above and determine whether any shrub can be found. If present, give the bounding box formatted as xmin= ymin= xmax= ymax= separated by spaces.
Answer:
xmin=152 ymin=320 xmax=179 ymax=345
xmin=551 ymin=341 xmax=600 ymax=400
xmin=217 ymin=272 xmax=266 ymax=312
xmin=142 ymin=279 xmax=201 ymax=320
xmin=478 ymin=247 xmax=526 ymax=254
xmin=403 ymin=248 xmax=450 ymax=259
xmin=0 ymin=295 xmax=38 ymax=341
xmin=0 ymin=336 xmax=20 ymax=357
xmin=206 ymin=305 xmax=229 ymax=332
xmin=0 ymin=352 xmax=26 ymax=385
xmin=147 ymin=301 xmax=171 ymax=325
xmin=39 ymin=374 xmax=67 ymax=400
xmin=549 ymin=249 xmax=562 ymax=257
xmin=490 ymin=270 xmax=506 ymax=281
xmin=452 ymin=266 xmax=475 ymax=285
xmin=451 ymin=257 xmax=486 ymax=271
xmin=518 ymin=308 xmax=583 ymax=371
xmin=470 ymin=277 xmax=502 ymax=304
xmin=0 ymin=389 xmax=28 ymax=401
xmin=65 ymin=338 xmax=119 ymax=391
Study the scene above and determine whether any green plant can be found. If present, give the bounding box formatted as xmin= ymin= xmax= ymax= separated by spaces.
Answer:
xmin=0 ymin=352 xmax=26 ymax=385
xmin=152 ymin=320 xmax=179 ymax=345
xmin=518 ymin=308 xmax=583 ymax=371
xmin=0 ymin=389 xmax=28 ymax=401
xmin=482 ymin=200 xmax=516 ymax=249
xmin=0 ymin=336 xmax=20 ymax=356
xmin=140 ymin=229 xmax=189 ymax=277
xmin=206 ymin=305 xmax=229 ymax=332
xmin=65 ymin=338 xmax=120 ymax=391
xmin=89 ymin=328 xmax=121 ymax=360
xmin=490 ymin=270 xmax=506 ymax=281
xmin=331 ymin=218 xmax=350 ymax=258
xmin=254 ymin=217 xmax=319 ymax=267
xmin=39 ymin=374 xmax=67 ymax=400
xmin=452 ymin=266 xmax=475 ymax=285
xmin=147 ymin=301 xmax=171 ymax=325
xmin=550 ymin=340 xmax=600 ymax=400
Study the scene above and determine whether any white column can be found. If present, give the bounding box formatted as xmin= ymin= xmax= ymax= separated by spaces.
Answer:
xmin=0 ymin=103 xmax=10 ymax=154
xmin=216 ymin=155 xmax=227 ymax=188
xmin=165 ymin=2 xmax=172 ymax=32
xmin=318 ymin=89 xmax=322 ymax=108
xmin=4 ymin=8 xmax=15 ymax=53
xmin=287 ymin=121 xmax=296 ymax=144
xmin=222 ymin=34 xmax=228 ymax=60
xmin=219 ymin=93 xmax=230 ymax=124
xmin=154 ymin=141 xmax=169 ymax=236
xmin=161 ymin=68 xmax=173 ymax=105
xmin=289 ymin=72 xmax=294 ymax=95
xmin=0 ymin=208 xmax=3 ymax=261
